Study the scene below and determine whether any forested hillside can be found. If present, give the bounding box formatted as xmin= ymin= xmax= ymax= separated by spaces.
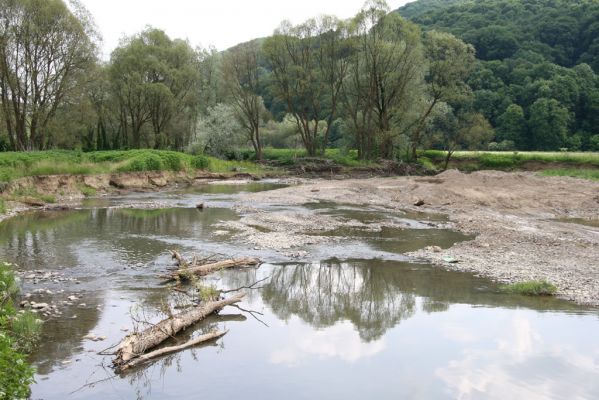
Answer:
xmin=398 ymin=0 xmax=599 ymax=151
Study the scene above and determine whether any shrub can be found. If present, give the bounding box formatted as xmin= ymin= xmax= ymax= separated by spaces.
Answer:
xmin=0 ymin=262 xmax=39 ymax=398
xmin=119 ymin=153 xmax=164 ymax=172
xmin=0 ymin=333 xmax=35 ymax=400
xmin=158 ymin=152 xmax=184 ymax=171
xmin=191 ymin=155 xmax=210 ymax=170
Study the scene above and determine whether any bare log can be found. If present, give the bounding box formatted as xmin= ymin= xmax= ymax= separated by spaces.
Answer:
xmin=117 ymin=330 xmax=227 ymax=372
xmin=173 ymin=257 xmax=260 ymax=280
xmin=113 ymin=293 xmax=244 ymax=367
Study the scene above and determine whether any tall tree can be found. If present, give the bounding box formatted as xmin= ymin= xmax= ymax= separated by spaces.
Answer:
xmin=343 ymin=1 xmax=424 ymax=159
xmin=109 ymin=28 xmax=200 ymax=149
xmin=0 ymin=0 xmax=96 ymax=150
xmin=407 ymin=30 xmax=475 ymax=160
xmin=264 ymin=16 xmax=349 ymax=156
xmin=222 ymin=41 xmax=267 ymax=160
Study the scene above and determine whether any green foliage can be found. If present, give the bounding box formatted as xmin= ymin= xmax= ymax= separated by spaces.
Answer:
xmin=191 ymin=155 xmax=211 ymax=170
xmin=197 ymin=284 xmax=219 ymax=302
xmin=398 ymin=0 xmax=599 ymax=152
xmin=540 ymin=168 xmax=599 ymax=181
xmin=0 ymin=262 xmax=40 ymax=398
xmin=0 ymin=332 xmax=35 ymax=400
xmin=500 ymin=280 xmax=558 ymax=296
xmin=78 ymin=185 xmax=97 ymax=197
xmin=0 ymin=199 xmax=5 ymax=215
xmin=422 ymin=150 xmax=599 ymax=170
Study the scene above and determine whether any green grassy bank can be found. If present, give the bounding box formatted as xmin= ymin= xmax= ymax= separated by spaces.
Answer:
xmin=0 ymin=150 xmax=268 ymax=183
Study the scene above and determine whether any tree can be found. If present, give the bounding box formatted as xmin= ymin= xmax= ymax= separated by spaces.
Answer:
xmin=264 ymin=16 xmax=350 ymax=156
xmin=429 ymin=105 xmax=493 ymax=169
xmin=222 ymin=41 xmax=267 ymax=160
xmin=109 ymin=28 xmax=200 ymax=149
xmin=0 ymin=0 xmax=96 ymax=150
xmin=342 ymin=1 xmax=424 ymax=159
xmin=193 ymin=103 xmax=244 ymax=159
xmin=407 ymin=30 xmax=475 ymax=160
xmin=528 ymin=98 xmax=570 ymax=150
xmin=496 ymin=104 xmax=526 ymax=148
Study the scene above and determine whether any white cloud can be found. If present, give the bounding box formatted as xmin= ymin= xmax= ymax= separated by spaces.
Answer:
xmin=436 ymin=315 xmax=599 ymax=400
xmin=270 ymin=320 xmax=385 ymax=366
xmin=78 ymin=0 xmax=412 ymax=58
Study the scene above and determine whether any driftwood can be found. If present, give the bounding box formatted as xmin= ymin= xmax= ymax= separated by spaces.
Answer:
xmin=117 ymin=330 xmax=227 ymax=372
xmin=166 ymin=252 xmax=261 ymax=281
xmin=113 ymin=293 xmax=244 ymax=370
xmin=179 ymin=258 xmax=260 ymax=278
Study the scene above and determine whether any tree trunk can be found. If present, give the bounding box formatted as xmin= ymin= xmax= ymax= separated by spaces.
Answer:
xmin=113 ymin=293 xmax=244 ymax=368
xmin=171 ymin=257 xmax=261 ymax=281
xmin=116 ymin=330 xmax=227 ymax=373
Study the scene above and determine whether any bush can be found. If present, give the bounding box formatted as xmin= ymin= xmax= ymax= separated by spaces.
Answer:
xmin=158 ymin=152 xmax=184 ymax=171
xmin=191 ymin=155 xmax=210 ymax=170
xmin=119 ymin=153 xmax=164 ymax=172
xmin=0 ymin=262 xmax=39 ymax=398
xmin=590 ymin=135 xmax=599 ymax=151
xmin=0 ymin=333 xmax=35 ymax=400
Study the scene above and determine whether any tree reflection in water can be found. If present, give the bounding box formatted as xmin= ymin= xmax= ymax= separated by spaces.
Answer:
xmin=261 ymin=260 xmax=417 ymax=342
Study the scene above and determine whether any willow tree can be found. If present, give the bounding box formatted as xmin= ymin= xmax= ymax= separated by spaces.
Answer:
xmin=222 ymin=41 xmax=267 ymax=160
xmin=263 ymin=16 xmax=350 ymax=156
xmin=342 ymin=0 xmax=424 ymax=159
xmin=109 ymin=28 xmax=200 ymax=149
xmin=407 ymin=30 xmax=476 ymax=160
xmin=0 ymin=0 xmax=96 ymax=150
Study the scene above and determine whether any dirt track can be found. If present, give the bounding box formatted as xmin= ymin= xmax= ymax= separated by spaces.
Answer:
xmin=235 ymin=170 xmax=599 ymax=305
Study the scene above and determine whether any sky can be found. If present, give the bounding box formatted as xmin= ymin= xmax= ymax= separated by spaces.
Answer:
xmin=79 ymin=0 xmax=413 ymax=59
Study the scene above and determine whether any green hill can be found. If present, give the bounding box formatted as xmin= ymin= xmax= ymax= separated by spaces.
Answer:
xmin=397 ymin=0 xmax=599 ymax=151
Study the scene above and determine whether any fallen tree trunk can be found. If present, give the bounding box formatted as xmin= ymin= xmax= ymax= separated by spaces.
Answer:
xmin=113 ymin=293 xmax=244 ymax=368
xmin=172 ymin=257 xmax=260 ymax=281
xmin=117 ymin=330 xmax=227 ymax=372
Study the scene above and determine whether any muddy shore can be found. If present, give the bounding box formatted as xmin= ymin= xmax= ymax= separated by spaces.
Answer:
xmin=228 ymin=170 xmax=599 ymax=306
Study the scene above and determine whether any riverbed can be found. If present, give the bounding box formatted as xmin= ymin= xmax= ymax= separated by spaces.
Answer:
xmin=1 ymin=180 xmax=598 ymax=399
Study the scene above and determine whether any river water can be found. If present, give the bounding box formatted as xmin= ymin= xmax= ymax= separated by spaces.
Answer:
xmin=1 ymin=182 xmax=598 ymax=399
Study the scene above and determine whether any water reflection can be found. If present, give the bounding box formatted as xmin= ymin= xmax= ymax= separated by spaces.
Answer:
xmin=259 ymin=260 xmax=588 ymax=342
xmin=0 ymin=207 xmax=238 ymax=270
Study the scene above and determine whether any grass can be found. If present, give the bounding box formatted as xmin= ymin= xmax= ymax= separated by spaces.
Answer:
xmin=539 ymin=168 xmax=599 ymax=181
xmin=0 ymin=199 xmax=5 ymax=214
xmin=422 ymin=150 xmax=599 ymax=170
xmin=500 ymin=280 xmax=558 ymax=296
xmin=0 ymin=149 xmax=271 ymax=183
xmin=9 ymin=187 xmax=56 ymax=203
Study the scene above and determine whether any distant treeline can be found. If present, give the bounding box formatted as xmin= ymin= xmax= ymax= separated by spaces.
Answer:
xmin=1 ymin=0 xmax=598 ymax=161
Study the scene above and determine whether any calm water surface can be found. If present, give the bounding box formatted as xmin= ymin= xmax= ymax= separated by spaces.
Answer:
xmin=0 ymin=183 xmax=597 ymax=400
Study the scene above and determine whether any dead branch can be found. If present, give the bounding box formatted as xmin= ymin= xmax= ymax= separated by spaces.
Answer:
xmin=220 ymin=276 xmax=271 ymax=294
xmin=117 ymin=330 xmax=227 ymax=373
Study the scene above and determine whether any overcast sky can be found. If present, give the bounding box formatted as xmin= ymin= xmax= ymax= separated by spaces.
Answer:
xmin=79 ymin=0 xmax=413 ymax=59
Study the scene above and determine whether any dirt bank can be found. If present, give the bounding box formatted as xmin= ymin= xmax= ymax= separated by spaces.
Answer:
xmin=230 ymin=170 xmax=599 ymax=305
xmin=0 ymin=170 xmax=261 ymax=221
